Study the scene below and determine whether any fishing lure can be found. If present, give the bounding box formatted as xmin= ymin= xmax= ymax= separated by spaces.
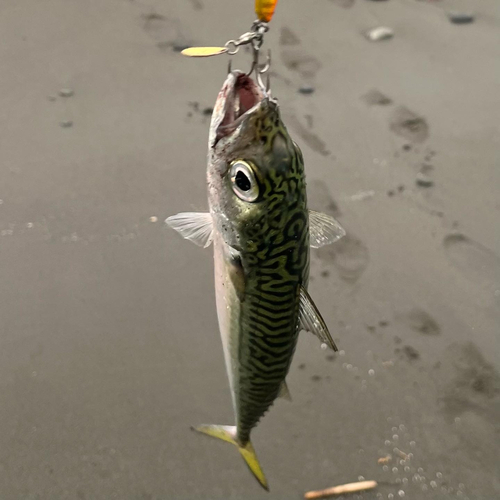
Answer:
xmin=181 ymin=0 xmax=277 ymax=62
xmin=255 ymin=0 xmax=278 ymax=23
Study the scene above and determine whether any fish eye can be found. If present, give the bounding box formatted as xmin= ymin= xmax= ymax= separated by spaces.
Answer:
xmin=230 ymin=160 xmax=259 ymax=202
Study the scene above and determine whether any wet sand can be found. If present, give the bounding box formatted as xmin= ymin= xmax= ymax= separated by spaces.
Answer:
xmin=1 ymin=0 xmax=499 ymax=498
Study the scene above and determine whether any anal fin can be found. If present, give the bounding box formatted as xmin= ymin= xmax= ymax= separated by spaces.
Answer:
xmin=299 ymin=286 xmax=338 ymax=351
xmin=278 ymin=380 xmax=292 ymax=401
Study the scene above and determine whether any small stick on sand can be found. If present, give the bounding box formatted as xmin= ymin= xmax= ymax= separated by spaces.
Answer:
xmin=378 ymin=455 xmax=392 ymax=464
xmin=394 ymin=448 xmax=409 ymax=460
xmin=304 ymin=480 xmax=378 ymax=499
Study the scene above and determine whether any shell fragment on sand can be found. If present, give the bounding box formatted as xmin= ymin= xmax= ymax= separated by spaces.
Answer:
xmin=448 ymin=12 xmax=474 ymax=24
xmin=416 ymin=172 xmax=434 ymax=188
xmin=364 ymin=27 xmax=394 ymax=41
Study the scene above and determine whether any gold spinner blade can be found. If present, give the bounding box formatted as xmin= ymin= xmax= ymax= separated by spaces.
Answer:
xmin=181 ymin=47 xmax=228 ymax=57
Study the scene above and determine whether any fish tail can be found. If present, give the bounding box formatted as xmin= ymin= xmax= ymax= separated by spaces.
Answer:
xmin=192 ymin=424 xmax=269 ymax=491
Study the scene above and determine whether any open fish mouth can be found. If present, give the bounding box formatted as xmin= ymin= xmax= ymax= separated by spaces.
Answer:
xmin=213 ymin=72 xmax=265 ymax=144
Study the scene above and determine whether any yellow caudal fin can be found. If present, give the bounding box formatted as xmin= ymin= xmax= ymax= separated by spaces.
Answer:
xmin=192 ymin=424 xmax=269 ymax=491
xmin=237 ymin=439 xmax=269 ymax=491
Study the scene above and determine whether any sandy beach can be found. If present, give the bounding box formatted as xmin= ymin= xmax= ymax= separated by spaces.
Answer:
xmin=1 ymin=0 xmax=499 ymax=498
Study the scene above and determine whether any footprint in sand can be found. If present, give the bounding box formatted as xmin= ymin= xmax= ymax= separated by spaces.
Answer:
xmin=389 ymin=106 xmax=429 ymax=143
xmin=308 ymin=182 xmax=368 ymax=282
xmin=362 ymin=89 xmax=393 ymax=106
xmin=317 ymin=233 xmax=370 ymax=283
xmin=280 ymin=27 xmax=301 ymax=46
xmin=443 ymin=233 xmax=500 ymax=290
xmin=188 ymin=0 xmax=203 ymax=10
xmin=308 ymin=180 xmax=342 ymax=217
xmin=438 ymin=342 xmax=500 ymax=422
xmin=307 ymin=180 xmax=370 ymax=283
xmin=288 ymin=115 xmax=330 ymax=157
xmin=398 ymin=308 xmax=441 ymax=336
xmin=280 ymin=51 xmax=322 ymax=79
xmin=402 ymin=345 xmax=420 ymax=361
xmin=142 ymin=13 xmax=189 ymax=51
xmin=329 ymin=0 xmax=356 ymax=8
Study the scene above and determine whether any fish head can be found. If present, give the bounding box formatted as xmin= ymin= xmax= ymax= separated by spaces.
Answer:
xmin=208 ymin=71 xmax=306 ymax=251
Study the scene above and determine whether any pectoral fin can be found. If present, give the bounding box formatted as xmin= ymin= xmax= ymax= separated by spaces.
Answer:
xmin=228 ymin=250 xmax=246 ymax=302
xmin=299 ymin=286 xmax=338 ymax=351
xmin=165 ymin=212 xmax=214 ymax=248
xmin=278 ymin=380 xmax=292 ymax=401
xmin=309 ymin=210 xmax=346 ymax=248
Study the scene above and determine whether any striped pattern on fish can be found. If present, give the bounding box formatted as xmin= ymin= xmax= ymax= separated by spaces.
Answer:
xmin=234 ymin=129 xmax=308 ymax=443
xmin=166 ymin=71 xmax=345 ymax=490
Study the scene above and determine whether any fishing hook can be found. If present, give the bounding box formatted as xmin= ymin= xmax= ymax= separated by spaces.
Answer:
xmin=254 ymin=49 xmax=271 ymax=94
xmin=223 ymin=21 xmax=270 ymax=83
xmin=244 ymin=21 xmax=271 ymax=93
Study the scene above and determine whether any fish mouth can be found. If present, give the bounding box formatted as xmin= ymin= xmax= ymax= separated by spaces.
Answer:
xmin=213 ymin=72 xmax=265 ymax=144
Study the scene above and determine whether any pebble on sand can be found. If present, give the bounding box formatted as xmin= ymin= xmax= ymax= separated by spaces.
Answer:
xmin=59 ymin=120 xmax=73 ymax=128
xmin=58 ymin=88 xmax=74 ymax=98
xmin=298 ymin=86 xmax=315 ymax=95
xmin=350 ymin=190 xmax=375 ymax=201
xmin=364 ymin=27 xmax=394 ymax=42
xmin=448 ymin=12 xmax=475 ymax=24
xmin=415 ymin=172 xmax=434 ymax=188
xmin=362 ymin=89 xmax=392 ymax=106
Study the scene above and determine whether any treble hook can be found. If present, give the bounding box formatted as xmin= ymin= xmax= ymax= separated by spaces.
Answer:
xmin=247 ymin=44 xmax=259 ymax=77
xmin=245 ymin=21 xmax=271 ymax=92
xmin=259 ymin=49 xmax=271 ymax=74
xmin=254 ymin=49 xmax=271 ymax=93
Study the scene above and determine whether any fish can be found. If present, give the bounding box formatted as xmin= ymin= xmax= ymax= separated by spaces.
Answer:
xmin=166 ymin=70 xmax=345 ymax=490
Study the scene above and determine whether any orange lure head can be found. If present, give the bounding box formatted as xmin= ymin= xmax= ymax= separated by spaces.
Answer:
xmin=255 ymin=0 xmax=278 ymax=23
